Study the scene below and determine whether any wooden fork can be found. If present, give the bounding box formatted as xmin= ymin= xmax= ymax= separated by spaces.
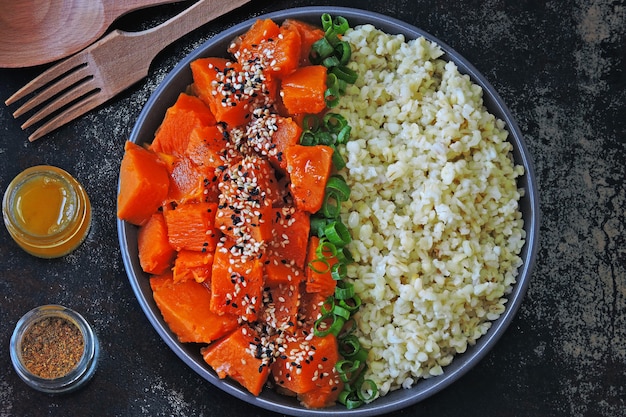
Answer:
xmin=5 ymin=0 xmax=251 ymax=142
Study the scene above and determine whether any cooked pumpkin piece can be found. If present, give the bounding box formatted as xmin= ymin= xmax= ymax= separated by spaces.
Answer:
xmin=172 ymin=249 xmax=214 ymax=283
xmin=164 ymin=202 xmax=220 ymax=252
xmin=117 ymin=140 xmax=169 ymax=226
xmin=137 ymin=212 xmax=175 ymax=275
xmin=285 ymin=144 xmax=334 ymax=213
xmin=150 ymin=272 xmax=238 ymax=344
xmin=201 ymin=324 xmax=271 ymax=396
xmin=210 ymin=240 xmax=264 ymax=323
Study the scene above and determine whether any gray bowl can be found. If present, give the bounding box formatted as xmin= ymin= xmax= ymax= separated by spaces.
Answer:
xmin=118 ymin=6 xmax=540 ymax=416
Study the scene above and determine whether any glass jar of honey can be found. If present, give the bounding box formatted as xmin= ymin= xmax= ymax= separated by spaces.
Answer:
xmin=2 ymin=165 xmax=92 ymax=258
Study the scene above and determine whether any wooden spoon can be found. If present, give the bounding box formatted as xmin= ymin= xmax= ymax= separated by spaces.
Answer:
xmin=0 ymin=0 xmax=188 ymax=68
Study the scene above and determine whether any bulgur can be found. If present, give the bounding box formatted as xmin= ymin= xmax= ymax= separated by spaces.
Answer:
xmin=335 ymin=25 xmax=526 ymax=396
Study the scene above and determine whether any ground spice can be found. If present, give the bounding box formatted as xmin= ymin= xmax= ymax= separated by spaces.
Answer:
xmin=21 ymin=316 xmax=85 ymax=379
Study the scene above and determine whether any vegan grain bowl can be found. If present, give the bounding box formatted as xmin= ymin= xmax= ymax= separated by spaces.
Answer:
xmin=117 ymin=6 xmax=539 ymax=416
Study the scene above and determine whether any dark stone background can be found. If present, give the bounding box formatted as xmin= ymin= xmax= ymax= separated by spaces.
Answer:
xmin=1 ymin=1 xmax=624 ymax=416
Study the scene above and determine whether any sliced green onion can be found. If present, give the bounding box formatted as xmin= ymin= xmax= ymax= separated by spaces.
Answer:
xmin=326 ymin=175 xmax=351 ymax=201
xmin=336 ymin=78 xmax=347 ymax=95
xmin=320 ymin=296 xmax=335 ymax=315
xmin=302 ymin=114 xmax=320 ymax=131
xmin=310 ymin=37 xmax=334 ymax=64
xmin=332 ymin=303 xmax=351 ymax=320
xmin=325 ymin=72 xmax=342 ymax=108
xmin=322 ymin=113 xmax=347 ymax=133
xmin=299 ymin=130 xmax=317 ymax=146
xmin=326 ymin=72 xmax=339 ymax=90
xmin=324 ymin=29 xmax=341 ymax=47
xmin=331 ymin=262 xmax=347 ymax=280
xmin=334 ymin=41 xmax=352 ymax=65
xmin=357 ymin=379 xmax=378 ymax=402
xmin=304 ymin=13 xmax=377 ymax=411
xmin=333 ymin=247 xmax=349 ymax=264
xmin=322 ymin=15 xmax=349 ymax=38
xmin=321 ymin=13 xmax=334 ymax=32
xmin=341 ymin=246 xmax=354 ymax=263
xmin=339 ymin=294 xmax=361 ymax=314
xmin=313 ymin=310 xmax=345 ymax=337
xmin=315 ymin=14 xmax=357 ymax=112
xmin=324 ymin=220 xmax=351 ymax=247
xmin=316 ymin=237 xmax=338 ymax=258
xmin=338 ymin=391 xmax=363 ymax=409
xmin=310 ymin=215 xmax=331 ymax=237
xmin=298 ymin=114 xmax=350 ymax=152
xmin=335 ymin=282 xmax=354 ymax=300
xmin=336 ymin=359 xmax=361 ymax=383
xmin=351 ymin=346 xmax=368 ymax=363
xmin=308 ymin=257 xmax=330 ymax=274
xmin=324 ymin=88 xmax=340 ymax=108
xmin=322 ymin=55 xmax=340 ymax=68
xmin=331 ymin=145 xmax=346 ymax=170
xmin=331 ymin=15 xmax=349 ymax=34
xmin=331 ymin=65 xmax=358 ymax=84
xmin=338 ymin=334 xmax=360 ymax=355
xmin=321 ymin=191 xmax=341 ymax=218
xmin=336 ymin=124 xmax=351 ymax=144
xmin=338 ymin=334 xmax=367 ymax=363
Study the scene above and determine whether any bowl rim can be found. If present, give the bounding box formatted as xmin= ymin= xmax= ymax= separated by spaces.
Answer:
xmin=118 ymin=6 xmax=540 ymax=416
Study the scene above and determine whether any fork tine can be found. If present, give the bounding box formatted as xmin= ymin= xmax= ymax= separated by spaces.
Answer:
xmin=12 ymin=64 xmax=92 ymax=118
xmin=5 ymin=55 xmax=88 ymax=106
xmin=20 ymin=77 xmax=99 ymax=129
xmin=27 ymin=92 xmax=104 ymax=142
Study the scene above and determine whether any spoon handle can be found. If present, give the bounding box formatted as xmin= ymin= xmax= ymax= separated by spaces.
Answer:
xmin=128 ymin=0 xmax=251 ymax=57
xmin=105 ymin=0 xmax=192 ymax=21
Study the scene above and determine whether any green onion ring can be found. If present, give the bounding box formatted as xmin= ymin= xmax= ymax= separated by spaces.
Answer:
xmin=332 ymin=15 xmax=349 ymax=34
xmin=302 ymin=114 xmax=320 ymax=131
xmin=338 ymin=334 xmax=360 ymax=356
xmin=308 ymin=257 xmax=330 ymax=274
xmin=331 ymin=145 xmax=346 ymax=170
xmin=322 ymin=55 xmax=341 ymax=68
xmin=332 ymin=303 xmax=351 ymax=320
xmin=323 ymin=219 xmax=351 ymax=246
xmin=324 ymin=88 xmax=340 ymax=108
xmin=321 ymin=191 xmax=341 ymax=218
xmin=331 ymin=262 xmax=347 ymax=281
xmin=335 ymin=41 xmax=352 ymax=65
xmin=339 ymin=294 xmax=362 ymax=313
xmin=331 ymin=65 xmax=358 ymax=84
xmin=316 ymin=237 xmax=338 ymax=258
xmin=310 ymin=37 xmax=334 ymax=63
xmin=357 ymin=379 xmax=378 ymax=402
xmin=314 ymin=311 xmax=345 ymax=337
xmin=335 ymin=282 xmax=355 ymax=300
xmin=321 ymin=13 xmax=333 ymax=31
xmin=325 ymin=175 xmax=350 ymax=201
xmin=337 ymin=124 xmax=351 ymax=144
xmin=322 ymin=112 xmax=347 ymax=132
xmin=299 ymin=130 xmax=317 ymax=146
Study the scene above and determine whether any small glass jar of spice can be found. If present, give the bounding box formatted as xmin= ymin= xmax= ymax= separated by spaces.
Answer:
xmin=10 ymin=305 xmax=99 ymax=394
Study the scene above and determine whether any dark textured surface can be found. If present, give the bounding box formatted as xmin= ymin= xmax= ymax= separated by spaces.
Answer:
xmin=1 ymin=1 xmax=624 ymax=416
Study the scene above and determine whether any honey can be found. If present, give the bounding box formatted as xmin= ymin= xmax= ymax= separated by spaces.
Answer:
xmin=2 ymin=165 xmax=91 ymax=258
